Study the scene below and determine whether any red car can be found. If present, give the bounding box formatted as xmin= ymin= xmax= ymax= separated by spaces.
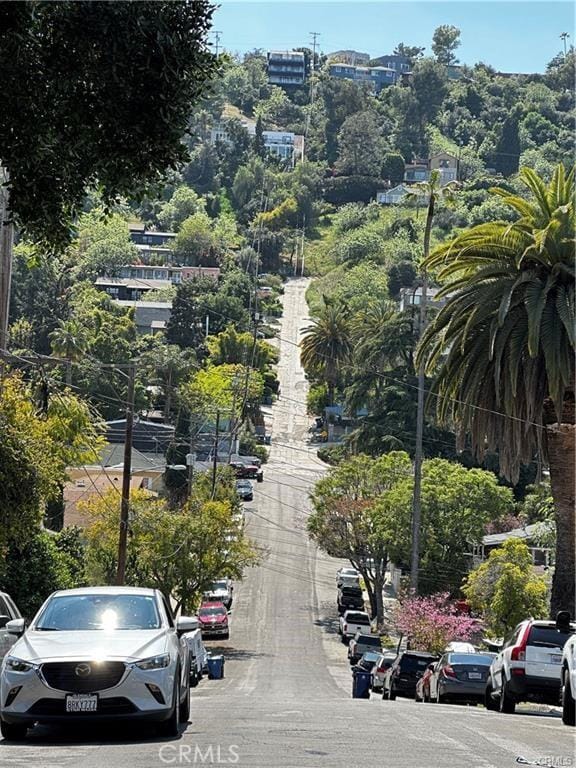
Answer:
xmin=415 ymin=662 xmax=437 ymax=702
xmin=230 ymin=461 xmax=263 ymax=483
xmin=198 ymin=601 xmax=229 ymax=639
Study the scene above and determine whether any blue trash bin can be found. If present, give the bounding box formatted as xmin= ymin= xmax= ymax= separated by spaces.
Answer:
xmin=352 ymin=669 xmax=371 ymax=699
xmin=207 ymin=655 xmax=225 ymax=680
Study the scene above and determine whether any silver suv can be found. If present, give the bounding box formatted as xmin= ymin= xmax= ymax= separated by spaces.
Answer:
xmin=485 ymin=617 xmax=576 ymax=714
xmin=0 ymin=587 xmax=195 ymax=741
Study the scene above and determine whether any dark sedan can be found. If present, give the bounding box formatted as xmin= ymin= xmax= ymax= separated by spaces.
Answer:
xmin=430 ymin=652 xmax=496 ymax=704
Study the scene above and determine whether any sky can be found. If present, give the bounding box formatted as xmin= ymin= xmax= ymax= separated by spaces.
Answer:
xmin=212 ymin=1 xmax=575 ymax=74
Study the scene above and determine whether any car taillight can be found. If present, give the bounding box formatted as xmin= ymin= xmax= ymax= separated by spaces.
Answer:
xmin=377 ymin=666 xmax=388 ymax=674
xmin=443 ymin=665 xmax=456 ymax=678
xmin=511 ymin=623 xmax=531 ymax=661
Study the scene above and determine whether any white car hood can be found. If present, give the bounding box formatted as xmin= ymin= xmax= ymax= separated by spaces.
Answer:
xmin=9 ymin=629 xmax=168 ymax=663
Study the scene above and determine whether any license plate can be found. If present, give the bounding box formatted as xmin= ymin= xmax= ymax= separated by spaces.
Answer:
xmin=65 ymin=694 xmax=98 ymax=713
xmin=551 ymin=654 xmax=562 ymax=664
xmin=468 ymin=672 xmax=482 ymax=680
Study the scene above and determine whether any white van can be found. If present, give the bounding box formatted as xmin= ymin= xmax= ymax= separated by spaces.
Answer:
xmin=183 ymin=624 xmax=209 ymax=687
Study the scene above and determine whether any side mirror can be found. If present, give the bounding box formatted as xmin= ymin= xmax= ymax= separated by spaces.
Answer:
xmin=0 ymin=615 xmax=11 ymax=629
xmin=176 ymin=616 xmax=199 ymax=634
xmin=6 ymin=618 xmax=25 ymax=636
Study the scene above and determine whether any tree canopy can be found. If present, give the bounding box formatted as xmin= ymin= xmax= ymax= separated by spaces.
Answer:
xmin=0 ymin=0 xmax=218 ymax=248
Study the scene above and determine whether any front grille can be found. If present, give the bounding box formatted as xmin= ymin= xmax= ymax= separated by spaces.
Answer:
xmin=28 ymin=697 xmax=136 ymax=716
xmin=41 ymin=662 xmax=126 ymax=693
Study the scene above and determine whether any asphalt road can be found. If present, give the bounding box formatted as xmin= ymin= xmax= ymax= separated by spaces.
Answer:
xmin=2 ymin=278 xmax=574 ymax=768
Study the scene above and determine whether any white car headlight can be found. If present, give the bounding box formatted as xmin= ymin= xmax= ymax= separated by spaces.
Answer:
xmin=5 ymin=657 xmax=37 ymax=673
xmin=135 ymin=653 xmax=170 ymax=671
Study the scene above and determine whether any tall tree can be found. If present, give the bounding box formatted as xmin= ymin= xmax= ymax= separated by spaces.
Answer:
xmin=417 ymin=165 xmax=575 ymax=616
xmin=336 ymin=111 xmax=385 ymax=177
xmin=494 ymin=108 xmax=522 ymax=177
xmin=300 ymin=300 xmax=353 ymax=405
xmin=431 ymin=24 xmax=461 ymax=65
xmin=393 ymin=43 xmax=426 ymax=66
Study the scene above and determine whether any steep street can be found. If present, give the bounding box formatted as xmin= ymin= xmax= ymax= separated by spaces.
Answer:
xmin=1 ymin=279 xmax=573 ymax=768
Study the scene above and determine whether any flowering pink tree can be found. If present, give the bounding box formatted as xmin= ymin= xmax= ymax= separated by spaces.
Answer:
xmin=393 ymin=592 xmax=481 ymax=654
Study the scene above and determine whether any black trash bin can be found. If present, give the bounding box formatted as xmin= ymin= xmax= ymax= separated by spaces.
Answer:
xmin=352 ymin=668 xmax=372 ymax=699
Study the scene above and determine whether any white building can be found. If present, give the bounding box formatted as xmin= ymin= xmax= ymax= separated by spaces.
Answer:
xmin=210 ymin=120 xmax=304 ymax=167
xmin=376 ymin=184 xmax=429 ymax=206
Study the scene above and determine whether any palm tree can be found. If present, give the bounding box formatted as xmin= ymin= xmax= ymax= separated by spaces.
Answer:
xmin=407 ymin=169 xmax=460 ymax=592
xmin=300 ymin=299 xmax=352 ymax=406
xmin=49 ymin=319 xmax=88 ymax=384
xmin=417 ymin=165 xmax=575 ymax=616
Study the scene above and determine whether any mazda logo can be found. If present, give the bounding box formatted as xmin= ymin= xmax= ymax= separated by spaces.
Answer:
xmin=74 ymin=663 xmax=92 ymax=678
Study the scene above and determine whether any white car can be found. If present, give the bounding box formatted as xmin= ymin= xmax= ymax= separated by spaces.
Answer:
xmin=0 ymin=592 xmax=23 ymax=665
xmin=338 ymin=610 xmax=371 ymax=643
xmin=183 ymin=623 xmax=208 ymax=688
xmin=485 ymin=617 xmax=576 ymax=714
xmin=0 ymin=587 xmax=195 ymax=741
xmin=336 ymin=567 xmax=360 ymax=588
xmin=204 ymin=579 xmax=233 ymax=610
xmin=560 ymin=617 xmax=576 ymax=726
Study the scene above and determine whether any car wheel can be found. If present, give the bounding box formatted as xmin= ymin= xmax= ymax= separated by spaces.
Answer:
xmin=499 ymin=679 xmax=516 ymax=714
xmin=0 ymin=720 xmax=28 ymax=742
xmin=389 ymin=686 xmax=397 ymax=701
xmin=179 ymin=679 xmax=190 ymax=723
xmin=484 ymin=681 xmax=498 ymax=711
xmin=190 ymin=669 xmax=199 ymax=688
xmin=562 ymin=671 xmax=575 ymax=726
xmin=157 ymin=675 xmax=181 ymax=737
xmin=223 ymin=632 xmax=230 ymax=640
xmin=382 ymin=687 xmax=389 ymax=700
xmin=423 ymin=688 xmax=430 ymax=703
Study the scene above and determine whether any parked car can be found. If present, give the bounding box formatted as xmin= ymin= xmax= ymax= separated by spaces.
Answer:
xmin=348 ymin=632 xmax=382 ymax=665
xmin=338 ymin=611 xmax=371 ymax=643
xmin=429 ymin=652 xmax=496 ymax=704
xmin=561 ymin=622 xmax=576 ymax=726
xmin=204 ymin=579 xmax=233 ymax=610
xmin=230 ymin=461 xmax=263 ymax=483
xmin=415 ymin=662 xmax=436 ymax=702
xmin=235 ymin=479 xmax=254 ymax=502
xmin=372 ymin=653 xmax=397 ymax=693
xmin=0 ymin=587 xmax=194 ymax=741
xmin=445 ymin=642 xmax=476 ymax=654
xmin=336 ymin=567 xmax=361 ymax=589
xmin=197 ymin=602 xmax=229 ymax=639
xmin=337 ymin=585 xmax=364 ymax=615
xmin=183 ymin=621 xmax=208 ymax=688
xmin=353 ymin=651 xmax=381 ymax=678
xmin=485 ymin=617 xmax=576 ymax=714
xmin=382 ymin=651 xmax=439 ymax=700
xmin=0 ymin=592 xmax=23 ymax=666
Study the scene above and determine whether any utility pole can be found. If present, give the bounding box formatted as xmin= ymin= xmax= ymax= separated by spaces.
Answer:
xmin=212 ymin=30 xmax=222 ymax=57
xmin=300 ymin=214 xmax=306 ymax=277
xmin=186 ymin=435 xmax=196 ymax=498
xmin=116 ymin=362 xmax=136 ymax=586
xmin=309 ymin=31 xmax=320 ymax=72
xmin=0 ymin=167 xmax=14 ymax=355
xmin=409 ymin=188 xmax=436 ymax=594
xmin=560 ymin=32 xmax=570 ymax=57
xmin=211 ymin=410 xmax=221 ymax=499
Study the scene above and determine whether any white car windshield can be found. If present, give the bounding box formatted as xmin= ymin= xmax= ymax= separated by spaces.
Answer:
xmin=34 ymin=594 xmax=161 ymax=631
